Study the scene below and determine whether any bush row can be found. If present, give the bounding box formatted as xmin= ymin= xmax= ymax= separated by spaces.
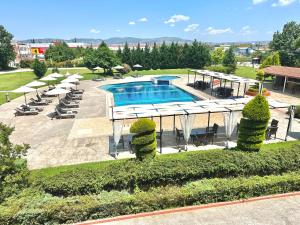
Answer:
xmin=32 ymin=141 xmax=300 ymax=196
xmin=2 ymin=171 xmax=300 ymax=225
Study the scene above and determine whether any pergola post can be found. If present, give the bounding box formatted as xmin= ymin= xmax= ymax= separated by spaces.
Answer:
xmin=211 ymin=78 xmax=214 ymax=96
xmin=159 ymin=115 xmax=162 ymax=154
xmin=243 ymin=83 xmax=247 ymax=97
xmin=207 ymin=111 xmax=211 ymax=129
xmin=187 ymin=70 xmax=190 ymax=84
xmin=237 ymin=82 xmax=241 ymax=97
xmin=173 ymin=115 xmax=176 ymax=134
xmin=283 ymin=76 xmax=287 ymax=93
xmin=193 ymin=71 xmax=197 ymax=87
xmin=285 ymin=105 xmax=295 ymax=141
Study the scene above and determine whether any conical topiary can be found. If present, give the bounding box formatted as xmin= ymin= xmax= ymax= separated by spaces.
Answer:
xmin=237 ymin=95 xmax=270 ymax=152
xmin=130 ymin=118 xmax=157 ymax=160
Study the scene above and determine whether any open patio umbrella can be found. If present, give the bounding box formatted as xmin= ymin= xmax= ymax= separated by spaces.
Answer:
xmin=25 ymin=80 xmax=46 ymax=95
xmin=40 ymin=76 xmax=57 ymax=88
xmin=113 ymin=65 xmax=124 ymax=70
xmin=61 ymin=78 xmax=79 ymax=83
xmin=12 ymin=86 xmax=36 ymax=105
xmin=48 ymin=72 xmax=64 ymax=78
xmin=57 ymin=83 xmax=76 ymax=88
xmin=133 ymin=64 xmax=143 ymax=69
xmin=45 ymin=88 xmax=69 ymax=100
xmin=94 ymin=66 xmax=103 ymax=70
xmin=68 ymin=74 xmax=83 ymax=79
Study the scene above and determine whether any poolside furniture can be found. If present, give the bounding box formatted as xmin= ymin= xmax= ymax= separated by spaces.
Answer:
xmin=175 ymin=128 xmax=184 ymax=144
xmin=270 ymin=119 xmax=279 ymax=127
xmin=156 ymin=130 xmax=164 ymax=140
xmin=113 ymin=73 xmax=124 ymax=79
xmin=14 ymin=106 xmax=39 ymax=116
xmin=66 ymin=93 xmax=82 ymax=100
xmin=29 ymin=98 xmax=49 ymax=106
xmin=55 ymin=106 xmax=76 ymax=119
xmin=59 ymin=99 xmax=79 ymax=108
xmin=36 ymin=93 xmax=52 ymax=103
xmin=61 ymin=97 xmax=79 ymax=104
xmin=266 ymin=126 xmax=278 ymax=140
xmin=191 ymin=131 xmax=215 ymax=146
xmin=206 ymin=123 xmax=219 ymax=137
xmin=70 ymin=87 xmax=84 ymax=94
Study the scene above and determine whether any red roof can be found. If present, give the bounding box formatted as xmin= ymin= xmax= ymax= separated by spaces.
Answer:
xmin=264 ymin=66 xmax=300 ymax=79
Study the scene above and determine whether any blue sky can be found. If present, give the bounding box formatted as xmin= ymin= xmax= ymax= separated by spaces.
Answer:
xmin=1 ymin=0 xmax=299 ymax=42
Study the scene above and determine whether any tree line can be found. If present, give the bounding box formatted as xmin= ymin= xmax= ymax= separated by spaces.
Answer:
xmin=117 ymin=40 xmax=212 ymax=70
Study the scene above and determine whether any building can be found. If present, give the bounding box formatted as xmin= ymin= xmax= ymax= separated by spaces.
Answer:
xmin=264 ymin=66 xmax=300 ymax=94
xmin=235 ymin=47 xmax=254 ymax=56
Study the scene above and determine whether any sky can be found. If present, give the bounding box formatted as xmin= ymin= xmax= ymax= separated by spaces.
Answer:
xmin=1 ymin=0 xmax=300 ymax=42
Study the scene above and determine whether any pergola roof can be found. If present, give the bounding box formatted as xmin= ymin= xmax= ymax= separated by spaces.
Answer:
xmin=264 ymin=66 xmax=300 ymax=79
xmin=110 ymin=97 xmax=291 ymax=120
xmin=193 ymin=69 xmax=258 ymax=84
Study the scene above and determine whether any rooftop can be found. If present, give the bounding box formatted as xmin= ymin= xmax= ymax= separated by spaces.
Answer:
xmin=264 ymin=66 xmax=300 ymax=79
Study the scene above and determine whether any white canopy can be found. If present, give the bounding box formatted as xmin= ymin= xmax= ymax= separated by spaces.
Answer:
xmin=48 ymin=72 xmax=63 ymax=78
xmin=40 ymin=76 xmax=57 ymax=81
xmin=94 ymin=66 xmax=103 ymax=70
xmin=68 ymin=74 xmax=83 ymax=79
xmin=57 ymin=83 xmax=76 ymax=88
xmin=45 ymin=88 xmax=69 ymax=96
xmin=12 ymin=86 xmax=36 ymax=93
xmin=133 ymin=64 xmax=143 ymax=68
xmin=113 ymin=65 xmax=124 ymax=70
xmin=61 ymin=78 xmax=79 ymax=83
xmin=25 ymin=81 xmax=46 ymax=87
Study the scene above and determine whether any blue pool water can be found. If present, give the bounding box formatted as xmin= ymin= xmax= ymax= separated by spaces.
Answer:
xmin=101 ymin=81 xmax=199 ymax=106
xmin=155 ymin=75 xmax=179 ymax=81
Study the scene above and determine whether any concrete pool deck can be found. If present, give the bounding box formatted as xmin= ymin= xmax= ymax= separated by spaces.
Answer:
xmin=0 ymin=75 xmax=299 ymax=169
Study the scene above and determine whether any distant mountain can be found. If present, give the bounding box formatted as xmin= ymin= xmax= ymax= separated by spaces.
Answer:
xmin=19 ymin=37 xmax=193 ymax=45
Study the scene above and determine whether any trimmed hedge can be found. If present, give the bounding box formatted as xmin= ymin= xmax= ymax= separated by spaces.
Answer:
xmin=31 ymin=141 xmax=300 ymax=197
xmin=130 ymin=119 xmax=157 ymax=160
xmin=237 ymin=95 xmax=270 ymax=151
xmin=2 ymin=171 xmax=300 ymax=225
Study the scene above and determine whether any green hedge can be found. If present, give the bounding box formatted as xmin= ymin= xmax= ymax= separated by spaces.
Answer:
xmin=31 ymin=141 xmax=300 ymax=197
xmin=2 ymin=171 xmax=300 ymax=225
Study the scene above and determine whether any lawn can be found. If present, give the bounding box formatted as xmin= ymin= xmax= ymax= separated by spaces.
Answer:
xmin=234 ymin=66 xmax=257 ymax=79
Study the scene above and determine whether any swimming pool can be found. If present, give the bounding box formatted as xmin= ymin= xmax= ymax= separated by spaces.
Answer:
xmin=101 ymin=81 xmax=199 ymax=106
xmin=155 ymin=75 xmax=180 ymax=81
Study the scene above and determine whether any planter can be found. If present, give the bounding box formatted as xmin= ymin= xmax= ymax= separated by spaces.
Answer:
xmin=245 ymin=90 xmax=271 ymax=97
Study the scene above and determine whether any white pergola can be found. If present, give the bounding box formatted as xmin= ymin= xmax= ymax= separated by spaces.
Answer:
xmin=188 ymin=69 xmax=260 ymax=97
xmin=110 ymin=97 xmax=294 ymax=155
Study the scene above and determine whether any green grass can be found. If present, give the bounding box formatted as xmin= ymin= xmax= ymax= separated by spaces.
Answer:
xmin=234 ymin=66 xmax=257 ymax=79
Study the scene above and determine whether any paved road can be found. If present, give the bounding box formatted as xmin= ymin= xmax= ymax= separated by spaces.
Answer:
xmin=77 ymin=194 xmax=300 ymax=225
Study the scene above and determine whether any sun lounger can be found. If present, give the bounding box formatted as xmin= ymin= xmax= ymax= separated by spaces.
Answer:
xmin=15 ymin=107 xmax=39 ymax=116
xmin=55 ymin=106 xmax=76 ymax=119
xmin=30 ymin=98 xmax=49 ymax=106
xmin=59 ymin=99 xmax=79 ymax=108
xmin=20 ymin=104 xmax=43 ymax=112
xmin=70 ymin=87 xmax=84 ymax=94
xmin=61 ymin=98 xmax=79 ymax=104
xmin=66 ymin=93 xmax=82 ymax=100
xmin=113 ymin=74 xmax=124 ymax=79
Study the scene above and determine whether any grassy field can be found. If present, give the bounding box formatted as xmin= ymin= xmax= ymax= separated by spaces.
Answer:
xmin=0 ymin=67 xmax=257 ymax=105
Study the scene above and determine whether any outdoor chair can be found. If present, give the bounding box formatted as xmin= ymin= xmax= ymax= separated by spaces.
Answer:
xmin=270 ymin=119 xmax=279 ymax=127
xmin=55 ymin=106 xmax=76 ymax=119
xmin=156 ymin=129 xmax=164 ymax=140
xmin=192 ymin=133 xmax=207 ymax=146
xmin=206 ymin=123 xmax=219 ymax=137
xmin=70 ymin=87 xmax=84 ymax=94
xmin=113 ymin=74 xmax=124 ymax=79
xmin=29 ymin=98 xmax=49 ymax=106
xmin=59 ymin=99 xmax=79 ymax=108
xmin=62 ymin=98 xmax=79 ymax=104
xmin=266 ymin=126 xmax=278 ymax=140
xmin=66 ymin=93 xmax=82 ymax=100
xmin=15 ymin=107 xmax=39 ymax=116
xmin=176 ymin=128 xmax=184 ymax=144
xmin=20 ymin=104 xmax=43 ymax=112
xmin=205 ymin=132 xmax=215 ymax=145
xmin=37 ymin=93 xmax=52 ymax=103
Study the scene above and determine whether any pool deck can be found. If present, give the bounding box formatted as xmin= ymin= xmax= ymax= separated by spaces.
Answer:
xmin=0 ymin=75 xmax=299 ymax=169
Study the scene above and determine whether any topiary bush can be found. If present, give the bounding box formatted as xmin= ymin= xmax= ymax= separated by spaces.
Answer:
xmin=130 ymin=118 xmax=157 ymax=160
xmin=32 ymin=58 xmax=47 ymax=79
xmin=237 ymin=95 xmax=270 ymax=151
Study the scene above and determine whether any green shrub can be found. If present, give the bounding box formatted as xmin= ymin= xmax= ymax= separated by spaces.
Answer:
xmin=31 ymin=141 xmax=300 ymax=197
xmin=19 ymin=59 xmax=33 ymax=68
xmin=295 ymin=105 xmax=300 ymax=119
xmin=32 ymin=59 xmax=47 ymax=79
xmin=130 ymin=119 xmax=157 ymax=160
xmin=237 ymin=95 xmax=270 ymax=152
xmin=2 ymin=171 xmax=300 ymax=224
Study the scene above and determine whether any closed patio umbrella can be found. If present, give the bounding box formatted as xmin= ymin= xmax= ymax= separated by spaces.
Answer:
xmin=12 ymin=86 xmax=36 ymax=105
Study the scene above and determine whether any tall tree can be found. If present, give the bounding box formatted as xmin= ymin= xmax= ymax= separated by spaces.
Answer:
xmin=32 ymin=58 xmax=47 ymax=78
xmin=270 ymin=21 xmax=300 ymax=67
xmin=211 ymin=47 xmax=225 ymax=65
xmin=260 ymin=51 xmax=281 ymax=68
xmin=159 ymin=41 xmax=170 ymax=69
xmin=223 ymin=46 xmax=237 ymax=71
xmin=116 ymin=47 xmax=122 ymax=60
xmin=121 ymin=42 xmax=131 ymax=65
xmin=168 ymin=42 xmax=179 ymax=68
xmin=151 ymin=42 xmax=160 ymax=69
xmin=45 ymin=42 xmax=75 ymax=62
xmin=143 ymin=43 xmax=151 ymax=70
xmin=179 ymin=43 xmax=190 ymax=68
xmin=0 ymin=25 xmax=15 ymax=70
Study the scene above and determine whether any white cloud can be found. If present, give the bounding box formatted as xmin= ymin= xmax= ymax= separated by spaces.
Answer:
xmin=184 ymin=24 xmax=199 ymax=32
xmin=206 ymin=27 xmax=233 ymax=35
xmin=240 ymin=25 xmax=254 ymax=35
xmin=128 ymin=21 xmax=136 ymax=25
xmin=138 ymin=17 xmax=148 ymax=22
xmin=90 ymin=28 xmax=100 ymax=34
xmin=272 ymin=0 xmax=296 ymax=7
xmin=164 ymin=14 xmax=190 ymax=26
xmin=252 ymin=0 xmax=268 ymax=4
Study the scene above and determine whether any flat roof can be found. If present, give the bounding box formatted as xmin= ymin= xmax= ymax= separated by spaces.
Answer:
xmin=264 ymin=66 xmax=300 ymax=79
xmin=110 ymin=97 xmax=291 ymax=120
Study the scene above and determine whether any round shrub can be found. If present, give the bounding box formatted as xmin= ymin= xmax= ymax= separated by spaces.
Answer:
xmin=237 ymin=95 xmax=270 ymax=152
xmin=130 ymin=119 xmax=157 ymax=160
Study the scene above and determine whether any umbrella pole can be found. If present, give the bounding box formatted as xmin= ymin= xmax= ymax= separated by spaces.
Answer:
xmin=24 ymin=93 xmax=27 ymax=105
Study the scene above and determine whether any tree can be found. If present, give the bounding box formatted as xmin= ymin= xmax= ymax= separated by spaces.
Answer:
xmin=143 ymin=43 xmax=151 ymax=70
xmin=168 ymin=42 xmax=180 ymax=68
xmin=45 ymin=42 xmax=75 ymax=62
xmin=187 ymin=40 xmax=211 ymax=69
xmin=83 ymin=41 xmax=120 ymax=74
xmin=121 ymin=42 xmax=132 ymax=65
xmin=0 ymin=25 xmax=15 ymax=70
xmin=159 ymin=41 xmax=170 ymax=69
xmin=32 ymin=58 xmax=47 ymax=78
xmin=116 ymin=47 xmax=122 ymax=60
xmin=0 ymin=123 xmax=29 ymax=202
xmin=223 ymin=46 xmax=237 ymax=71
xmin=151 ymin=42 xmax=160 ymax=69
xmin=270 ymin=21 xmax=300 ymax=66
xmin=237 ymin=95 xmax=270 ymax=152
xmin=179 ymin=43 xmax=190 ymax=68
xmin=260 ymin=51 xmax=281 ymax=68
xmin=130 ymin=118 xmax=157 ymax=160
xmin=211 ymin=47 xmax=225 ymax=65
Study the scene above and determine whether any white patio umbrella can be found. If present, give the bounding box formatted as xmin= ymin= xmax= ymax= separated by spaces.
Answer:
xmin=61 ymin=78 xmax=79 ymax=83
xmin=133 ymin=64 xmax=143 ymax=69
xmin=68 ymin=74 xmax=83 ymax=79
xmin=25 ymin=80 xmax=46 ymax=95
xmin=94 ymin=66 xmax=103 ymax=70
xmin=40 ymin=76 xmax=57 ymax=88
xmin=113 ymin=65 xmax=124 ymax=70
xmin=48 ymin=72 xmax=64 ymax=78
xmin=12 ymin=86 xmax=36 ymax=105
xmin=57 ymin=83 xmax=76 ymax=88
xmin=45 ymin=88 xmax=70 ymax=99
